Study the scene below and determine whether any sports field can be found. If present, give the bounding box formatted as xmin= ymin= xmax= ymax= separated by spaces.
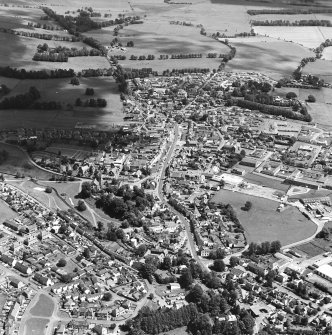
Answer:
xmin=212 ymin=189 xmax=316 ymax=246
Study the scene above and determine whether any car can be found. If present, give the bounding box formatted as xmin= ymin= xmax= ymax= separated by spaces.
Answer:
xmin=60 ymin=193 xmax=66 ymax=196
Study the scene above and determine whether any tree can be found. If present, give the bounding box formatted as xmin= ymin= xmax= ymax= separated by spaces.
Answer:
xmin=83 ymin=248 xmax=90 ymax=259
xmin=85 ymin=87 xmax=95 ymax=96
xmin=212 ymin=259 xmax=225 ymax=272
xmin=103 ymin=292 xmax=112 ymax=301
xmin=45 ymin=186 xmax=52 ymax=193
xmin=179 ymin=269 xmax=193 ymax=289
xmin=97 ymin=221 xmax=104 ymax=231
xmin=70 ymin=77 xmax=80 ymax=85
xmin=80 ymin=181 xmax=92 ymax=198
xmin=243 ymin=201 xmax=252 ymax=211
xmin=135 ymin=244 xmax=147 ymax=257
xmin=229 ymin=256 xmax=239 ymax=268
xmin=307 ymin=94 xmax=316 ymax=102
xmin=77 ymin=200 xmax=87 ymax=211
xmin=57 ymin=258 xmax=67 ymax=267
xmin=270 ymin=240 xmax=281 ymax=253
xmin=187 ymin=284 xmax=204 ymax=303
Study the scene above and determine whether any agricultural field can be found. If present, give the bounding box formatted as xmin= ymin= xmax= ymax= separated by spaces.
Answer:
xmin=0 ymin=76 xmax=125 ymax=129
xmin=0 ymin=142 xmax=53 ymax=179
xmin=212 ymin=189 xmax=316 ymax=246
xmin=253 ymin=26 xmax=329 ymax=49
xmin=306 ymin=103 xmax=332 ymax=128
xmin=302 ymin=59 xmax=332 ymax=84
xmin=322 ymin=47 xmax=332 ymax=60
xmin=225 ymin=38 xmax=315 ymax=80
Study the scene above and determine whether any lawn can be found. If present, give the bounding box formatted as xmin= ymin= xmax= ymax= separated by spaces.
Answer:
xmin=30 ymin=294 xmax=54 ymax=318
xmin=225 ymin=38 xmax=315 ymax=80
xmin=24 ymin=318 xmax=49 ymax=335
xmin=0 ymin=142 xmax=53 ymax=180
xmin=212 ymin=189 xmax=316 ymax=246
xmin=306 ymin=103 xmax=332 ymax=128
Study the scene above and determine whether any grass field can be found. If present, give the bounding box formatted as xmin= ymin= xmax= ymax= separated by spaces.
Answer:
xmin=0 ymin=199 xmax=18 ymax=221
xmin=0 ymin=76 xmax=125 ymax=129
xmin=24 ymin=318 xmax=49 ymax=335
xmin=0 ymin=142 xmax=53 ymax=179
xmin=212 ymin=189 xmax=316 ymax=246
xmin=225 ymin=38 xmax=315 ymax=80
xmin=30 ymin=294 xmax=54 ymax=318
xmin=322 ymin=47 xmax=332 ymax=60
xmin=303 ymin=60 xmax=332 ymax=83
xmin=253 ymin=26 xmax=330 ymax=49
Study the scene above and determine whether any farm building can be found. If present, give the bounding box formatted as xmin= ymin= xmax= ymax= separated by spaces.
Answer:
xmin=300 ymin=197 xmax=332 ymax=206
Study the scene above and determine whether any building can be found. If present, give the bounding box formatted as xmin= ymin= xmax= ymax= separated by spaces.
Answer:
xmin=316 ymin=264 xmax=332 ymax=282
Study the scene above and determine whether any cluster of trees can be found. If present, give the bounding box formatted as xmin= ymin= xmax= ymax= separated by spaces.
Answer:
xmin=110 ymin=55 xmax=126 ymax=61
xmin=95 ymin=184 xmax=154 ymax=222
xmin=75 ymin=98 xmax=107 ymax=107
xmin=113 ymin=65 xmax=129 ymax=94
xmin=248 ymin=8 xmax=332 ymax=16
xmin=162 ymin=68 xmax=210 ymax=76
xmin=0 ymin=27 xmax=79 ymax=42
xmin=0 ymin=84 xmax=10 ymax=96
xmin=251 ymin=20 xmax=332 ymax=27
xmin=242 ymin=201 xmax=252 ymax=211
xmin=0 ymin=150 xmax=8 ymax=165
xmin=33 ymin=44 xmax=102 ymax=62
xmin=247 ymin=240 xmax=281 ymax=256
xmin=129 ymin=54 xmax=155 ymax=60
xmin=0 ymin=86 xmax=40 ymax=109
xmin=85 ymin=88 xmax=94 ymax=96
xmin=127 ymin=41 xmax=134 ymax=47
xmin=227 ymin=98 xmax=312 ymax=122
xmin=171 ymin=53 xmax=202 ymax=59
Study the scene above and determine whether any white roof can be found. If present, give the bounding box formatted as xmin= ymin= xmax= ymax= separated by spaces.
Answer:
xmin=317 ymin=264 xmax=332 ymax=278
xmin=221 ymin=173 xmax=243 ymax=185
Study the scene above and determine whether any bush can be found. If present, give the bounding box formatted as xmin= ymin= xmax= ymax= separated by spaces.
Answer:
xmin=85 ymin=87 xmax=94 ymax=96
xmin=307 ymin=94 xmax=316 ymax=103
xmin=70 ymin=77 xmax=80 ymax=85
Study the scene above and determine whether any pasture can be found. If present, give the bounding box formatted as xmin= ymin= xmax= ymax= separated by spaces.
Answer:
xmin=0 ymin=76 xmax=125 ymax=129
xmin=302 ymin=60 xmax=332 ymax=84
xmin=30 ymin=294 xmax=54 ymax=318
xmin=212 ymin=189 xmax=316 ymax=246
xmin=307 ymin=103 xmax=332 ymax=128
xmin=225 ymin=38 xmax=315 ymax=80
xmin=322 ymin=47 xmax=332 ymax=60
xmin=0 ymin=142 xmax=53 ymax=179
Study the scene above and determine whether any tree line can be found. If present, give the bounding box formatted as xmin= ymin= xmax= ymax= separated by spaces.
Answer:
xmin=0 ymin=26 xmax=79 ymax=42
xmin=248 ymin=8 xmax=332 ymax=15
xmin=0 ymin=86 xmax=40 ymax=109
xmin=227 ymin=98 xmax=312 ymax=122
xmin=251 ymin=19 xmax=332 ymax=27
xmin=75 ymin=98 xmax=107 ymax=107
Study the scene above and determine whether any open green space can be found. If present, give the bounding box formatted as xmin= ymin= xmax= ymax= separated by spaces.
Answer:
xmin=24 ymin=317 xmax=49 ymax=335
xmin=30 ymin=294 xmax=54 ymax=318
xmin=0 ymin=199 xmax=17 ymax=222
xmin=0 ymin=142 xmax=53 ymax=179
xmin=212 ymin=189 xmax=316 ymax=246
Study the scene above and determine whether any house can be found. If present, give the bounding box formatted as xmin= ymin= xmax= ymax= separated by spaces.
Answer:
xmin=168 ymin=283 xmax=181 ymax=291
xmin=1 ymin=254 xmax=16 ymax=267
xmin=33 ymin=273 xmax=53 ymax=286
xmin=14 ymin=262 xmax=32 ymax=275
xmin=10 ymin=278 xmax=25 ymax=289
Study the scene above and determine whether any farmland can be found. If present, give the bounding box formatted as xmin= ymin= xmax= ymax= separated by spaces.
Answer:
xmin=212 ymin=189 xmax=316 ymax=246
xmin=302 ymin=59 xmax=332 ymax=83
xmin=225 ymin=38 xmax=315 ymax=80
xmin=253 ymin=26 xmax=330 ymax=49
